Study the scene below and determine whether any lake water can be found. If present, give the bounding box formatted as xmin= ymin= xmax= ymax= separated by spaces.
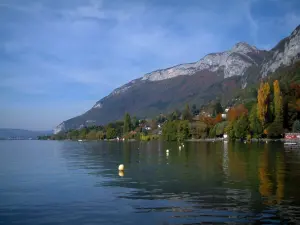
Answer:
xmin=1 ymin=140 xmax=300 ymax=224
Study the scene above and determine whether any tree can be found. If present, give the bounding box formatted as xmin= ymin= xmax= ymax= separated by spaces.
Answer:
xmin=87 ymin=130 xmax=97 ymax=140
xmin=162 ymin=121 xmax=177 ymax=141
xmin=273 ymin=80 xmax=283 ymax=122
xmin=215 ymin=121 xmax=228 ymax=136
xmin=182 ymin=104 xmax=193 ymax=121
xmin=214 ymin=102 xmax=223 ymax=115
xmin=79 ymin=128 xmax=87 ymax=140
xmin=96 ymin=131 xmax=105 ymax=140
xmin=257 ymin=82 xmax=270 ymax=127
xmin=209 ymin=125 xmax=217 ymax=138
xmin=227 ymin=104 xmax=248 ymax=121
xmin=177 ymin=120 xmax=191 ymax=142
xmin=123 ymin=113 xmax=132 ymax=134
xmin=293 ymin=120 xmax=300 ymax=132
xmin=215 ymin=113 xmax=223 ymax=123
xmin=106 ymin=127 xmax=117 ymax=139
xmin=200 ymin=116 xmax=217 ymax=129
xmin=225 ymin=121 xmax=236 ymax=139
xmin=234 ymin=114 xmax=249 ymax=139
xmin=191 ymin=104 xmax=199 ymax=116
xmin=266 ymin=120 xmax=284 ymax=138
xmin=167 ymin=110 xmax=180 ymax=121
xmin=249 ymin=104 xmax=263 ymax=138
xmin=131 ymin=116 xmax=139 ymax=130
xmin=191 ymin=121 xmax=208 ymax=139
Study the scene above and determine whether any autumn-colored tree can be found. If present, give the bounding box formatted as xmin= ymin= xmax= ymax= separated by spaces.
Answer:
xmin=200 ymin=116 xmax=217 ymax=128
xmin=215 ymin=113 xmax=223 ymax=123
xmin=273 ymin=80 xmax=283 ymax=122
xmin=257 ymin=82 xmax=270 ymax=127
xmin=227 ymin=104 xmax=248 ymax=121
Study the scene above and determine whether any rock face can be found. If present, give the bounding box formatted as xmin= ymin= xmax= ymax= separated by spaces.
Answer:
xmin=261 ymin=25 xmax=300 ymax=77
xmin=142 ymin=42 xmax=262 ymax=82
xmin=54 ymin=25 xmax=300 ymax=134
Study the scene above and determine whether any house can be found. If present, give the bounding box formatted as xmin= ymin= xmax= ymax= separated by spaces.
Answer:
xmin=145 ymin=126 xmax=151 ymax=131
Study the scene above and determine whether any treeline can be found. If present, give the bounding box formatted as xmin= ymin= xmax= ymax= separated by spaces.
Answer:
xmin=39 ymin=113 xmax=160 ymax=141
xmin=161 ymin=63 xmax=300 ymax=141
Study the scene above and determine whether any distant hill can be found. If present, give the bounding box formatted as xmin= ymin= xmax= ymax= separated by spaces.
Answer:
xmin=0 ymin=129 xmax=53 ymax=139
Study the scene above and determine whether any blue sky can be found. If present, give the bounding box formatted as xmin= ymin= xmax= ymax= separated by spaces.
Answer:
xmin=0 ymin=0 xmax=299 ymax=130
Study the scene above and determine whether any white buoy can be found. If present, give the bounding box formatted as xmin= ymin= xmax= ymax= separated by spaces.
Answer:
xmin=179 ymin=146 xmax=182 ymax=150
xmin=166 ymin=149 xmax=169 ymax=153
xmin=182 ymin=144 xmax=185 ymax=147
xmin=118 ymin=164 xmax=124 ymax=171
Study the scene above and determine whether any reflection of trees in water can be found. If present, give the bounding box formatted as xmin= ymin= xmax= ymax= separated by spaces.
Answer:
xmin=59 ymin=141 xmax=300 ymax=220
xmin=259 ymin=146 xmax=273 ymax=205
xmin=257 ymin=143 xmax=286 ymax=206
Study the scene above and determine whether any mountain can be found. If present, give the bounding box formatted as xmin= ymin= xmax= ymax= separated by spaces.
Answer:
xmin=0 ymin=129 xmax=53 ymax=139
xmin=54 ymin=25 xmax=300 ymax=134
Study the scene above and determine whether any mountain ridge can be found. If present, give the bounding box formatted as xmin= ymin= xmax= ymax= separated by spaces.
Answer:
xmin=0 ymin=128 xmax=53 ymax=139
xmin=54 ymin=25 xmax=300 ymax=134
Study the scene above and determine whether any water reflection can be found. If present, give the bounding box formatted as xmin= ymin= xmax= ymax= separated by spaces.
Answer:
xmin=59 ymin=141 xmax=300 ymax=224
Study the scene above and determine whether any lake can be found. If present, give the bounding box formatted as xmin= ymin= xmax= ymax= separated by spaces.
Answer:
xmin=1 ymin=140 xmax=300 ymax=224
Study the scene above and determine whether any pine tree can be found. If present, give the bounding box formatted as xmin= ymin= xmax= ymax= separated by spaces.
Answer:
xmin=123 ymin=113 xmax=132 ymax=134
xmin=257 ymin=82 xmax=270 ymax=127
xmin=214 ymin=102 xmax=223 ymax=114
xmin=182 ymin=104 xmax=192 ymax=121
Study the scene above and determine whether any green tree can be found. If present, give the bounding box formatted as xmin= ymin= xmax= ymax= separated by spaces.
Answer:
xmin=162 ymin=121 xmax=178 ymax=141
xmin=123 ymin=113 xmax=132 ymax=134
xmin=131 ymin=116 xmax=139 ymax=130
xmin=182 ymin=104 xmax=193 ymax=121
xmin=292 ymin=120 xmax=300 ymax=132
xmin=214 ymin=102 xmax=223 ymax=115
xmin=266 ymin=120 xmax=284 ymax=138
xmin=273 ymin=80 xmax=283 ymax=122
xmin=209 ymin=125 xmax=217 ymax=138
xmin=249 ymin=104 xmax=263 ymax=138
xmin=191 ymin=104 xmax=199 ymax=116
xmin=87 ymin=130 xmax=97 ymax=140
xmin=177 ymin=120 xmax=190 ymax=142
xmin=234 ymin=114 xmax=249 ymax=139
xmin=225 ymin=121 xmax=236 ymax=139
xmin=168 ymin=110 xmax=180 ymax=121
xmin=216 ymin=121 xmax=228 ymax=136
xmin=79 ymin=128 xmax=87 ymax=140
xmin=106 ymin=127 xmax=117 ymax=139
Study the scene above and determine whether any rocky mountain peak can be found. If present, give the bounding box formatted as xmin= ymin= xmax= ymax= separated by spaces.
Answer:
xmin=231 ymin=42 xmax=258 ymax=54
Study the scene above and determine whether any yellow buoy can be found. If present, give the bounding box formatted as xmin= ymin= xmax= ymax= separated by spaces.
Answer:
xmin=119 ymin=171 xmax=124 ymax=177
xmin=118 ymin=164 xmax=124 ymax=171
